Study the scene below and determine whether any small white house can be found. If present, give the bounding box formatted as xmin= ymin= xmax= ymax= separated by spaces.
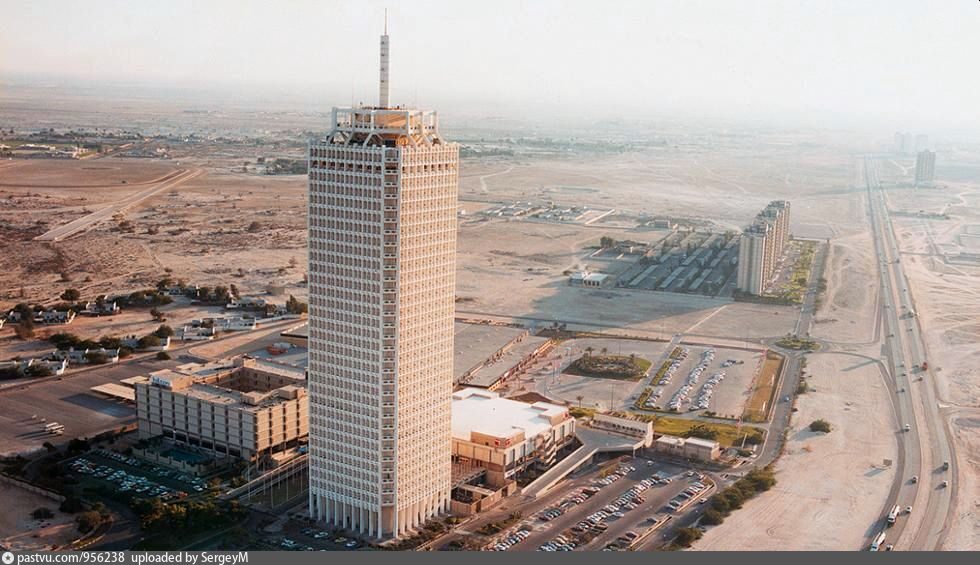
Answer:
xmin=38 ymin=310 xmax=77 ymax=325
xmin=568 ymin=271 xmax=609 ymax=288
xmin=49 ymin=347 xmax=120 ymax=365
xmin=226 ymin=296 xmax=266 ymax=309
xmin=81 ymin=299 xmax=120 ymax=316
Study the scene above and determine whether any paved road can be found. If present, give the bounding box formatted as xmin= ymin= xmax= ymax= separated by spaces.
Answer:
xmin=863 ymin=157 xmax=954 ymax=551
xmin=34 ymin=168 xmax=202 ymax=241
xmin=756 ymin=241 xmax=828 ymax=465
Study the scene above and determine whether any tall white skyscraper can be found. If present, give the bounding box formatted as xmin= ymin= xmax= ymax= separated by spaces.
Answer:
xmin=307 ymin=27 xmax=458 ymax=539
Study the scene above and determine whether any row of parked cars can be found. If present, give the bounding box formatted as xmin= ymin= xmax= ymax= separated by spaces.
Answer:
xmin=552 ymin=468 xmax=663 ymax=551
xmin=69 ymin=457 xmax=189 ymax=501
xmin=96 ymin=449 xmax=209 ymax=491
xmin=666 ymin=479 xmax=710 ymax=512
xmin=604 ymin=530 xmax=641 ymax=551
xmin=524 ymin=464 xmax=639 ymax=552
xmin=692 ymin=371 xmax=725 ymax=411
xmin=490 ymin=528 xmax=530 ymax=551
xmin=668 ymin=349 xmax=715 ymax=411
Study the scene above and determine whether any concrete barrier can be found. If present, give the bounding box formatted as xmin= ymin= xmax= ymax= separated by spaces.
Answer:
xmin=0 ymin=473 xmax=65 ymax=503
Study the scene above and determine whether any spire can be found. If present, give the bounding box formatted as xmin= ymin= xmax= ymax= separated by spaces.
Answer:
xmin=379 ymin=10 xmax=390 ymax=108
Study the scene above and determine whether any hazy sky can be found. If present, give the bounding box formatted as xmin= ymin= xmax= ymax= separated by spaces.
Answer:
xmin=3 ymin=0 xmax=979 ymax=129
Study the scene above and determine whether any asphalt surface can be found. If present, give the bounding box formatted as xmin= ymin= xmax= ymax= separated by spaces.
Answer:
xmin=864 ymin=157 xmax=954 ymax=551
xmin=514 ymin=460 xmax=693 ymax=551
xmin=0 ymin=318 xmax=300 ymax=455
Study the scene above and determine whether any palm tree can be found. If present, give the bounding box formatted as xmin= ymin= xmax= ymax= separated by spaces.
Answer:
xmin=600 ymin=347 xmax=608 ymax=356
xmin=584 ymin=346 xmax=594 ymax=358
xmin=576 ymin=395 xmax=584 ymax=408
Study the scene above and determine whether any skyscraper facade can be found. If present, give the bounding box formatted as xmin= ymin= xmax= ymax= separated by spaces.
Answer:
xmin=915 ymin=150 xmax=936 ymax=186
xmin=307 ymin=30 xmax=458 ymax=539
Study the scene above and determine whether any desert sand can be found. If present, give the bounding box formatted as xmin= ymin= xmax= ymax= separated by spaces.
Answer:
xmin=695 ymin=352 xmax=898 ymax=550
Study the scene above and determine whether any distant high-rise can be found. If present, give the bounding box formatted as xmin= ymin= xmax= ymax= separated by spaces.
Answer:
xmin=914 ymin=134 xmax=929 ymax=153
xmin=915 ymin=150 xmax=936 ymax=186
xmin=307 ymin=26 xmax=458 ymax=539
xmin=737 ymin=201 xmax=791 ymax=296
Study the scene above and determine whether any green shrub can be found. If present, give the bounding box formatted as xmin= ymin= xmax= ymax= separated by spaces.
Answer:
xmin=674 ymin=527 xmax=703 ymax=547
xmin=809 ymin=419 xmax=832 ymax=433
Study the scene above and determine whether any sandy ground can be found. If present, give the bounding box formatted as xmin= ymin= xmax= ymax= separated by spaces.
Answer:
xmin=811 ymin=230 xmax=879 ymax=344
xmin=0 ymin=483 xmax=79 ymax=551
xmin=944 ymin=414 xmax=980 ymax=550
xmin=187 ymin=320 xmax=302 ymax=360
xmin=695 ymin=351 xmax=898 ymax=550
xmin=459 ymin=147 xmax=854 ymax=236
xmin=0 ymin=160 xmax=307 ymax=309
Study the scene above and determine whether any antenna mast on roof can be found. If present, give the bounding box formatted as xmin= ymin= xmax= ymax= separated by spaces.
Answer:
xmin=379 ymin=9 xmax=390 ymax=108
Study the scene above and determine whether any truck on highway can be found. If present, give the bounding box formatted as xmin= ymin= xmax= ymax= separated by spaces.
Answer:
xmin=870 ymin=531 xmax=887 ymax=551
xmin=887 ymin=505 xmax=901 ymax=525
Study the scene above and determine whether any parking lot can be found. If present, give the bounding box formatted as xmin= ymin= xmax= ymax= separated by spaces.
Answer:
xmin=67 ymin=449 xmax=209 ymax=501
xmin=534 ymin=338 xmax=669 ymax=410
xmin=641 ymin=345 xmax=761 ymax=420
xmin=252 ymin=519 xmax=366 ymax=551
xmin=485 ymin=456 xmax=712 ymax=551
xmin=0 ymin=358 xmax=167 ymax=456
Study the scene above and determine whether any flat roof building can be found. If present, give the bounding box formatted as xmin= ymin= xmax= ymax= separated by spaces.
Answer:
xmin=654 ymin=434 xmax=721 ymax=461
xmin=133 ymin=357 xmax=308 ymax=462
xmin=451 ymin=388 xmax=575 ymax=485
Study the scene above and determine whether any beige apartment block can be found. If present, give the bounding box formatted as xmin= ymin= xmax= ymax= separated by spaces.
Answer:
xmin=307 ymin=30 xmax=458 ymax=539
xmin=133 ymin=357 xmax=308 ymax=461
xmin=915 ymin=150 xmax=936 ymax=186
xmin=737 ymin=200 xmax=791 ymax=295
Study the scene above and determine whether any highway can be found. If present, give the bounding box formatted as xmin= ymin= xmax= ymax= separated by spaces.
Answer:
xmin=34 ymin=168 xmax=202 ymax=242
xmin=863 ymin=157 xmax=954 ymax=551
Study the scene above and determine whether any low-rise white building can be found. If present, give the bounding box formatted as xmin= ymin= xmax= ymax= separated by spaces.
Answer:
xmin=568 ymin=271 xmax=609 ymax=288
xmin=654 ymin=434 xmax=721 ymax=461
xmin=6 ymin=309 xmax=76 ymax=325
xmin=49 ymin=347 xmax=120 ymax=365
xmin=121 ymin=335 xmax=172 ymax=351
xmin=451 ymin=388 xmax=576 ymax=485
xmin=80 ymin=299 xmax=120 ymax=316
xmin=0 ymin=358 xmax=68 ymax=376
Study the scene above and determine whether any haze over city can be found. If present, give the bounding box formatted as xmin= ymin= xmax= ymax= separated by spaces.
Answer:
xmin=0 ymin=0 xmax=977 ymax=556
xmin=3 ymin=0 xmax=980 ymax=130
